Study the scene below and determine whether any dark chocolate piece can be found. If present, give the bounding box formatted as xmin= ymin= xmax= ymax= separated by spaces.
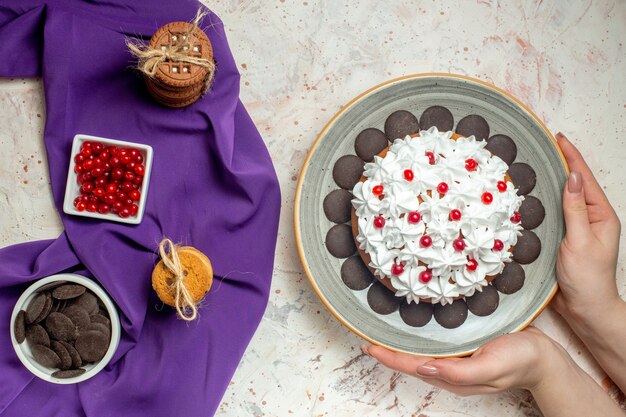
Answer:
xmin=419 ymin=105 xmax=454 ymax=132
xmin=325 ymin=224 xmax=357 ymax=258
xmin=366 ymin=281 xmax=400 ymax=315
xmin=354 ymin=128 xmax=388 ymax=162
xmin=340 ymin=256 xmax=375 ymax=290
xmin=74 ymin=330 xmax=109 ymax=362
xmin=508 ymin=163 xmax=537 ymax=195
xmin=486 ymin=134 xmax=517 ymax=165
xmin=26 ymin=324 xmax=50 ymax=347
xmin=14 ymin=310 xmax=26 ymax=343
xmin=45 ymin=312 xmax=79 ymax=342
xmin=399 ymin=301 xmax=433 ymax=327
xmin=323 ymin=189 xmax=353 ymax=224
xmin=62 ymin=305 xmax=91 ymax=330
xmin=492 ymin=262 xmax=526 ymax=294
xmin=50 ymin=341 xmax=73 ymax=371
xmin=32 ymin=292 xmax=53 ymax=324
xmin=384 ymin=110 xmax=420 ymax=141
xmin=52 ymin=368 xmax=86 ymax=379
xmin=455 ymin=114 xmax=490 ymax=140
xmin=519 ymin=196 xmax=545 ymax=230
xmin=25 ymin=293 xmax=47 ymax=324
xmin=52 ymin=284 xmax=86 ymax=300
xmin=31 ymin=344 xmax=61 ymax=369
xmin=37 ymin=280 xmax=67 ymax=293
xmin=332 ymin=155 xmax=364 ymax=190
xmin=87 ymin=322 xmax=111 ymax=338
xmin=466 ymin=285 xmax=500 ymax=316
xmin=513 ymin=230 xmax=541 ymax=264
xmin=67 ymin=292 xmax=99 ymax=315
xmin=60 ymin=341 xmax=83 ymax=369
xmin=90 ymin=314 xmax=111 ymax=328
xmin=433 ymin=299 xmax=468 ymax=329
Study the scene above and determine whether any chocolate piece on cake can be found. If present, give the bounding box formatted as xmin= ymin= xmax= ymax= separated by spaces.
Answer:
xmin=519 ymin=196 xmax=545 ymax=230
xmin=433 ymin=299 xmax=468 ymax=329
xmin=508 ymin=163 xmax=537 ymax=195
xmin=399 ymin=301 xmax=433 ymax=327
xmin=466 ymin=285 xmax=500 ymax=316
xmin=325 ymin=224 xmax=357 ymax=258
xmin=486 ymin=134 xmax=517 ymax=165
xmin=384 ymin=110 xmax=419 ymax=140
xmin=367 ymin=281 xmax=400 ymax=315
xmin=332 ymin=155 xmax=364 ymax=190
xmin=419 ymin=105 xmax=454 ymax=132
xmin=323 ymin=189 xmax=353 ymax=224
xmin=355 ymin=128 xmax=388 ymax=162
xmin=492 ymin=262 xmax=525 ymax=294
xmin=341 ymin=256 xmax=375 ymax=290
xmin=455 ymin=114 xmax=490 ymax=141
xmin=512 ymin=230 xmax=541 ymax=264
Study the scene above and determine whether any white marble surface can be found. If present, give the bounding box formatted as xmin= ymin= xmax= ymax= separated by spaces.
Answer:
xmin=1 ymin=1 xmax=625 ymax=416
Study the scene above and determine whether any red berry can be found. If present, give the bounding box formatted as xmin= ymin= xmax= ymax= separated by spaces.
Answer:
xmin=129 ymin=203 xmax=139 ymax=216
xmin=82 ymin=159 xmax=94 ymax=171
xmin=135 ymin=154 xmax=144 ymax=164
xmin=93 ymin=187 xmax=105 ymax=198
xmin=110 ymin=156 xmax=121 ymax=168
xmin=407 ymin=211 xmax=421 ymax=224
xmin=118 ymin=207 xmax=131 ymax=218
xmin=127 ymin=162 xmax=137 ymax=171
xmin=481 ymin=192 xmax=493 ymax=204
xmin=493 ymin=239 xmax=504 ymax=251
xmin=419 ymin=270 xmax=432 ymax=283
xmin=86 ymin=202 xmax=98 ymax=213
xmin=73 ymin=196 xmax=82 ymax=207
xmin=105 ymin=183 xmax=118 ymax=194
xmin=372 ymin=185 xmax=384 ymax=196
xmin=403 ymin=169 xmax=414 ymax=181
xmin=91 ymin=167 xmax=105 ymax=178
xmin=449 ymin=209 xmax=462 ymax=221
xmin=373 ymin=216 xmax=386 ymax=228
xmin=437 ymin=182 xmax=448 ymax=194
xmin=88 ymin=195 xmax=99 ymax=204
xmin=80 ymin=147 xmax=93 ymax=158
xmin=108 ymin=146 xmax=119 ymax=157
xmin=94 ymin=177 xmax=107 ymax=188
xmin=82 ymin=141 xmax=93 ymax=149
xmin=129 ymin=149 xmax=139 ymax=160
xmin=129 ymin=190 xmax=141 ymax=201
xmin=98 ymin=203 xmax=111 ymax=215
xmin=420 ymin=235 xmax=432 ymax=248
xmin=511 ymin=211 xmax=522 ymax=223
xmin=466 ymin=259 xmax=478 ymax=271
xmin=81 ymin=182 xmax=94 ymax=193
xmin=74 ymin=164 xmax=83 ymax=174
xmin=123 ymin=198 xmax=133 ymax=207
xmin=112 ymin=201 xmax=123 ymax=213
xmin=74 ymin=154 xmax=85 ymax=164
xmin=134 ymin=164 xmax=145 ymax=176
xmin=111 ymin=168 xmax=124 ymax=180
xmin=99 ymin=150 xmax=110 ymax=161
xmin=497 ymin=181 xmax=507 ymax=192
xmin=124 ymin=171 xmax=135 ymax=182
xmin=92 ymin=157 xmax=104 ymax=168
xmin=465 ymin=158 xmax=477 ymax=171
xmin=76 ymin=201 xmax=87 ymax=212
xmin=120 ymin=155 xmax=132 ymax=165
xmin=103 ymin=194 xmax=116 ymax=205
xmin=92 ymin=143 xmax=104 ymax=154
xmin=453 ymin=238 xmax=465 ymax=251
xmin=121 ymin=181 xmax=134 ymax=193
xmin=391 ymin=263 xmax=404 ymax=276
xmin=118 ymin=149 xmax=128 ymax=157
xmin=116 ymin=191 xmax=127 ymax=201
xmin=132 ymin=176 xmax=142 ymax=185
xmin=425 ymin=151 xmax=435 ymax=165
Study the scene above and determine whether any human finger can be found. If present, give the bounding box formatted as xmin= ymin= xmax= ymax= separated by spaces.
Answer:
xmin=561 ymin=171 xmax=592 ymax=242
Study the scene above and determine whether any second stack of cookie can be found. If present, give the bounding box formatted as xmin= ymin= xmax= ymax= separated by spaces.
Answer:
xmin=144 ymin=21 xmax=213 ymax=108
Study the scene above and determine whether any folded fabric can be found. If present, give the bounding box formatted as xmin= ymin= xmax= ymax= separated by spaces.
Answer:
xmin=0 ymin=1 xmax=281 ymax=416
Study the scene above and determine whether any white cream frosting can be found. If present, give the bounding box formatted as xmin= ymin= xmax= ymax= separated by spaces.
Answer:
xmin=352 ymin=127 xmax=524 ymax=305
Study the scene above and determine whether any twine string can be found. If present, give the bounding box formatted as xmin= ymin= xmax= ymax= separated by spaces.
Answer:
xmin=158 ymin=238 xmax=198 ymax=321
xmin=127 ymin=9 xmax=215 ymax=92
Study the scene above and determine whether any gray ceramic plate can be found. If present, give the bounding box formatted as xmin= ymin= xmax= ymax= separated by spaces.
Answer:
xmin=295 ymin=74 xmax=568 ymax=357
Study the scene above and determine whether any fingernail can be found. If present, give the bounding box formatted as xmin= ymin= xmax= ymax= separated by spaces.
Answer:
xmin=416 ymin=365 xmax=439 ymax=377
xmin=361 ymin=345 xmax=371 ymax=356
xmin=568 ymin=171 xmax=582 ymax=194
xmin=555 ymin=131 xmax=566 ymax=141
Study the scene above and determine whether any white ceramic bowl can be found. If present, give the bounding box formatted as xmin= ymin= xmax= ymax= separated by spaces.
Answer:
xmin=63 ymin=134 xmax=153 ymax=225
xmin=10 ymin=274 xmax=121 ymax=384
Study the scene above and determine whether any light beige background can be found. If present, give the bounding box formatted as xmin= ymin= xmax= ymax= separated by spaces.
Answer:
xmin=0 ymin=1 xmax=624 ymax=416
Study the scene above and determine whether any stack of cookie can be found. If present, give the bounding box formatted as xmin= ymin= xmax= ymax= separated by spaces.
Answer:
xmin=144 ymin=22 xmax=214 ymax=108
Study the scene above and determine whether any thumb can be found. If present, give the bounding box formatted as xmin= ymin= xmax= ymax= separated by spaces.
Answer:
xmin=562 ymin=171 xmax=591 ymax=241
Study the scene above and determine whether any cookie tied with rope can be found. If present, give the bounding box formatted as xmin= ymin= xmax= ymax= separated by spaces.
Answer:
xmin=152 ymin=239 xmax=213 ymax=321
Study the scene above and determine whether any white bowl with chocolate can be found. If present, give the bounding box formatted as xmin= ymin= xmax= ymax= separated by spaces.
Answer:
xmin=10 ymin=274 xmax=120 ymax=384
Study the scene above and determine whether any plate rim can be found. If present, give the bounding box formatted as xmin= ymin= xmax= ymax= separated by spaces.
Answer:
xmin=294 ymin=73 xmax=569 ymax=357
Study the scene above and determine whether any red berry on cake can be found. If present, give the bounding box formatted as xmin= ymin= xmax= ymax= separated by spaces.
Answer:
xmin=466 ymin=259 xmax=478 ymax=271
xmin=425 ymin=151 xmax=435 ymax=165
xmin=403 ymin=169 xmax=414 ymax=181
xmin=481 ymin=192 xmax=493 ymax=204
xmin=407 ymin=211 xmax=421 ymax=224
xmin=493 ymin=239 xmax=504 ymax=251
xmin=373 ymin=216 xmax=386 ymax=228
xmin=453 ymin=238 xmax=465 ymax=251
xmin=465 ymin=158 xmax=477 ymax=171
xmin=391 ymin=262 xmax=404 ymax=276
xmin=419 ymin=270 xmax=432 ymax=283
xmin=497 ymin=181 xmax=507 ymax=192
xmin=449 ymin=209 xmax=462 ymax=221
xmin=372 ymin=185 xmax=384 ymax=196
xmin=437 ymin=182 xmax=448 ymax=195
xmin=419 ymin=235 xmax=432 ymax=248
xmin=511 ymin=211 xmax=522 ymax=223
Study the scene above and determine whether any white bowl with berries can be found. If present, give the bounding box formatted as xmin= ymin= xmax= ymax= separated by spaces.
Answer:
xmin=63 ymin=134 xmax=153 ymax=225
